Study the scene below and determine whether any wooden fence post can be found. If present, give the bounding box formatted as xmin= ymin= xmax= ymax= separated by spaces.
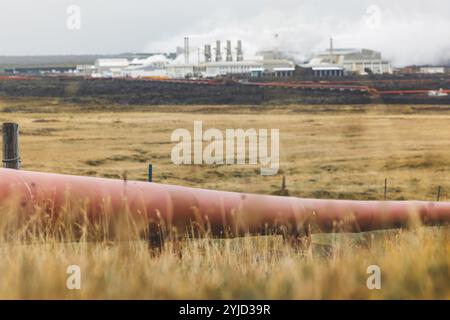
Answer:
xmin=2 ymin=123 xmax=20 ymax=169
xmin=148 ymin=164 xmax=153 ymax=182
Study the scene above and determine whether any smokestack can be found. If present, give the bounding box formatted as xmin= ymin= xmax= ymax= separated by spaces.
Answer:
xmin=329 ymin=37 xmax=333 ymax=64
xmin=184 ymin=37 xmax=186 ymax=63
xmin=187 ymin=37 xmax=190 ymax=64
xmin=236 ymin=40 xmax=243 ymax=62
xmin=226 ymin=40 xmax=232 ymax=62
xmin=204 ymin=44 xmax=212 ymax=63
xmin=215 ymin=40 xmax=222 ymax=62
xmin=184 ymin=37 xmax=190 ymax=64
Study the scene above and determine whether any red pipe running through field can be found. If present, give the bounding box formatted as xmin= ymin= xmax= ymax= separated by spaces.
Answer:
xmin=378 ymin=89 xmax=450 ymax=95
xmin=0 ymin=169 xmax=449 ymax=238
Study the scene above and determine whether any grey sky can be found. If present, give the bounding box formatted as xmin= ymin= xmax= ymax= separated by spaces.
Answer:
xmin=0 ymin=0 xmax=449 ymax=66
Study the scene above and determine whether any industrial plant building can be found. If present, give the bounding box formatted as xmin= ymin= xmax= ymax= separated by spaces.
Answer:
xmin=94 ymin=59 xmax=130 ymax=78
xmin=200 ymin=61 xmax=263 ymax=78
xmin=395 ymin=65 xmax=449 ymax=74
xmin=261 ymin=59 xmax=295 ymax=77
xmin=168 ymin=39 xmax=265 ymax=78
xmin=419 ymin=66 xmax=446 ymax=74
xmin=301 ymin=39 xmax=392 ymax=76
xmin=164 ymin=39 xmax=296 ymax=79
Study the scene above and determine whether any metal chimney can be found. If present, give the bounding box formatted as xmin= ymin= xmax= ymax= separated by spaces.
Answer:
xmin=236 ymin=40 xmax=243 ymax=62
xmin=329 ymin=37 xmax=333 ymax=64
xmin=184 ymin=37 xmax=190 ymax=64
xmin=215 ymin=40 xmax=222 ymax=62
xmin=183 ymin=37 xmax=187 ymax=63
xmin=204 ymin=44 xmax=212 ymax=63
xmin=226 ymin=40 xmax=232 ymax=62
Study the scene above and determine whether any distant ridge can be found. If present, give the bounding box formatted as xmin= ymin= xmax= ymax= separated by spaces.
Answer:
xmin=0 ymin=53 xmax=163 ymax=68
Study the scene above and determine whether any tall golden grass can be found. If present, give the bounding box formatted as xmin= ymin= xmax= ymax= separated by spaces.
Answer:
xmin=0 ymin=194 xmax=448 ymax=299
xmin=0 ymin=98 xmax=449 ymax=299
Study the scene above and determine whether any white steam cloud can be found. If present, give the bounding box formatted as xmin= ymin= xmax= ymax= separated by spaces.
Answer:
xmin=145 ymin=1 xmax=450 ymax=67
xmin=0 ymin=0 xmax=447 ymax=65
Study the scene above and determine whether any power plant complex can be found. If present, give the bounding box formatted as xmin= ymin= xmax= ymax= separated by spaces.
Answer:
xmin=89 ymin=38 xmax=295 ymax=79
xmin=4 ymin=37 xmax=447 ymax=80
xmin=79 ymin=37 xmax=395 ymax=79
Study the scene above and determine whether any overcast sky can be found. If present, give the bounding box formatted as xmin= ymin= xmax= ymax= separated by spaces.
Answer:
xmin=0 ymin=0 xmax=449 ymax=66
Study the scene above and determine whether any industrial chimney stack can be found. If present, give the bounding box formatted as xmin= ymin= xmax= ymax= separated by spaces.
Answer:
xmin=329 ymin=37 xmax=334 ymax=64
xmin=184 ymin=37 xmax=190 ymax=64
xmin=236 ymin=40 xmax=243 ymax=62
xmin=215 ymin=40 xmax=222 ymax=62
xmin=204 ymin=44 xmax=212 ymax=63
xmin=226 ymin=40 xmax=233 ymax=62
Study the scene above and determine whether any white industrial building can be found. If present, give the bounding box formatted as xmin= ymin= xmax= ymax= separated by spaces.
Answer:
xmin=165 ymin=64 xmax=199 ymax=78
xmin=94 ymin=59 xmax=130 ymax=77
xmin=90 ymin=57 xmax=171 ymax=78
xmin=165 ymin=59 xmax=294 ymax=79
xmin=302 ymin=40 xmax=392 ymax=76
xmin=339 ymin=49 xmax=392 ymax=74
xmin=419 ymin=66 xmax=446 ymax=74
xmin=165 ymin=61 xmax=263 ymax=79
xmin=309 ymin=64 xmax=345 ymax=77
xmin=202 ymin=61 xmax=263 ymax=78
xmin=261 ymin=59 xmax=295 ymax=77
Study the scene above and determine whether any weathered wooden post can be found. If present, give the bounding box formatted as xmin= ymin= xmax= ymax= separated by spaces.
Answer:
xmin=279 ymin=175 xmax=289 ymax=196
xmin=2 ymin=123 xmax=20 ymax=169
xmin=148 ymin=164 xmax=153 ymax=182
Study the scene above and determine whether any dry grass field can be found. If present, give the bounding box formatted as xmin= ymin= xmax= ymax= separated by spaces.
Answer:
xmin=0 ymin=97 xmax=449 ymax=299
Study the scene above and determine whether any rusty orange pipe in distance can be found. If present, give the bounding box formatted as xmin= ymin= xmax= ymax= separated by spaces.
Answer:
xmin=0 ymin=169 xmax=449 ymax=238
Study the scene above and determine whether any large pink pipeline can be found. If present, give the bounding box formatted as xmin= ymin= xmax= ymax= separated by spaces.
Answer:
xmin=0 ymin=169 xmax=449 ymax=239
